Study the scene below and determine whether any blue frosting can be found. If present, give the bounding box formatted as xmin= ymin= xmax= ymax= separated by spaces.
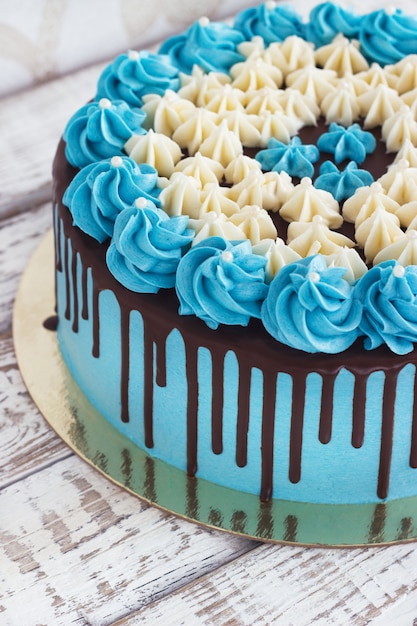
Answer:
xmin=256 ymin=136 xmax=319 ymax=178
xmin=106 ymin=203 xmax=193 ymax=293
xmin=261 ymin=255 xmax=362 ymax=353
xmin=314 ymin=161 xmax=374 ymax=202
xmin=305 ymin=2 xmax=361 ymax=47
xmin=63 ymin=156 xmax=161 ymax=243
xmin=63 ymin=99 xmax=146 ymax=169
xmin=234 ymin=2 xmax=305 ymax=44
xmin=359 ymin=9 xmax=417 ymax=65
xmin=96 ymin=51 xmax=180 ymax=107
xmin=357 ymin=261 xmax=417 ymax=354
xmin=158 ymin=18 xmax=245 ymax=74
xmin=317 ymin=123 xmax=376 ymax=164
xmin=176 ymin=237 xmax=268 ymax=329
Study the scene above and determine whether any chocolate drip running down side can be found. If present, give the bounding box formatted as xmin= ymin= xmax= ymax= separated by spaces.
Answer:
xmin=53 ymin=139 xmax=417 ymax=502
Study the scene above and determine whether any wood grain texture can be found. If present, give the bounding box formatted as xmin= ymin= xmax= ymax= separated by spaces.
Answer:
xmin=111 ymin=541 xmax=417 ymax=625
xmin=0 ymin=457 xmax=254 ymax=626
xmin=0 ymin=63 xmax=105 ymax=219
xmin=0 ymin=202 xmax=50 ymax=333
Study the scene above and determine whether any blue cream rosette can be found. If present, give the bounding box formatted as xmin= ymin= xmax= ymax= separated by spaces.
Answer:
xmin=262 ymin=255 xmax=362 ymax=353
xmin=357 ymin=261 xmax=417 ymax=354
xmin=106 ymin=199 xmax=194 ymax=293
xmin=176 ymin=237 xmax=268 ymax=330
xmin=63 ymin=156 xmax=161 ymax=243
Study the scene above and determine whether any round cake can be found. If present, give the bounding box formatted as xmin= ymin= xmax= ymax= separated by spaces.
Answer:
xmin=52 ymin=1 xmax=417 ymax=506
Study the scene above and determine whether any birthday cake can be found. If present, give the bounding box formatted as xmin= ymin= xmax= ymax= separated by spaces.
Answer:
xmin=52 ymin=2 xmax=417 ymax=505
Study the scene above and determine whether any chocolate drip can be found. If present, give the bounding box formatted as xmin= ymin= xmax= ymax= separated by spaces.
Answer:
xmin=410 ymin=369 xmax=417 ymax=469
xmin=92 ymin=282 xmax=100 ymax=358
xmin=319 ymin=374 xmax=336 ymax=444
xmin=143 ymin=319 xmax=155 ymax=447
xmin=43 ymin=315 xmax=58 ymax=331
xmin=260 ymin=371 xmax=278 ymax=502
xmin=236 ymin=363 xmax=252 ymax=468
xmin=186 ymin=344 xmax=199 ymax=477
xmin=120 ymin=308 xmax=130 ymax=423
xmin=81 ymin=264 xmax=89 ymax=320
xmin=55 ymin=206 xmax=62 ymax=272
xmin=352 ymin=376 xmax=367 ymax=448
xmin=64 ymin=236 xmax=70 ymax=321
xmin=211 ymin=349 xmax=225 ymax=455
xmin=377 ymin=371 xmax=398 ymax=499
xmin=289 ymin=375 xmax=307 ymax=484
xmin=71 ymin=250 xmax=79 ymax=333
xmin=155 ymin=337 xmax=167 ymax=388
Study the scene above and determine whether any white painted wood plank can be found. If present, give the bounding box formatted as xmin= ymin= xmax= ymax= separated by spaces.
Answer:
xmin=0 ymin=202 xmax=50 ymax=334
xmin=0 ymin=331 xmax=72 ymax=489
xmin=111 ymin=541 xmax=417 ymax=625
xmin=0 ymin=456 xmax=255 ymax=626
xmin=0 ymin=63 xmax=106 ymax=219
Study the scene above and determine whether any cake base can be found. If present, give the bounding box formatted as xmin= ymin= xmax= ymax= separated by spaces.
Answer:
xmin=13 ymin=229 xmax=417 ymax=546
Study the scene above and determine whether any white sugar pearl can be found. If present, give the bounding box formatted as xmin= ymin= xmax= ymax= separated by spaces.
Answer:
xmin=135 ymin=197 xmax=148 ymax=209
xmin=99 ymin=98 xmax=112 ymax=109
xmin=221 ymin=251 xmax=234 ymax=263
xmin=393 ymin=264 xmax=405 ymax=278
xmin=128 ymin=50 xmax=139 ymax=61
xmin=308 ymin=271 xmax=320 ymax=283
xmin=199 ymin=16 xmax=210 ymax=27
xmin=111 ymin=156 xmax=123 ymax=168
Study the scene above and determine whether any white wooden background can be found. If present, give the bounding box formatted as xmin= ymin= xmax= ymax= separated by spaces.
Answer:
xmin=3 ymin=8 xmax=417 ymax=626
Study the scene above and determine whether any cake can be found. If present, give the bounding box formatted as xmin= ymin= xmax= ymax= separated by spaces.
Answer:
xmin=52 ymin=1 xmax=417 ymax=507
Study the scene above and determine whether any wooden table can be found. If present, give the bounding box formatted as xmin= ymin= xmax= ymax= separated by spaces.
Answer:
xmin=2 ymin=38 xmax=417 ymax=626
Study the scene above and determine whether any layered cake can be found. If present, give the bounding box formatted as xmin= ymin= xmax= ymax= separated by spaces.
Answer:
xmin=52 ymin=1 xmax=417 ymax=505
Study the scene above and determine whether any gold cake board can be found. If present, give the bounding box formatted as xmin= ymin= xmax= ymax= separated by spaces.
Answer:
xmin=13 ymin=230 xmax=417 ymax=546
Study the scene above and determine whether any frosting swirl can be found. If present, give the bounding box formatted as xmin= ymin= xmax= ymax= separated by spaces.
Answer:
xmin=357 ymin=260 xmax=417 ymax=354
xmin=317 ymin=122 xmax=376 ymax=164
xmin=159 ymin=17 xmax=245 ymax=75
xmin=233 ymin=2 xmax=305 ymax=44
xmin=261 ymin=254 xmax=362 ymax=353
xmin=176 ymin=237 xmax=268 ymax=329
xmin=96 ymin=51 xmax=180 ymax=107
xmin=64 ymin=99 xmax=146 ymax=169
xmin=106 ymin=200 xmax=193 ymax=293
xmin=359 ymin=8 xmax=417 ymax=66
xmin=256 ymin=136 xmax=319 ymax=178
xmin=305 ymin=2 xmax=361 ymax=48
xmin=315 ymin=161 xmax=374 ymax=202
xmin=63 ymin=156 xmax=161 ymax=243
